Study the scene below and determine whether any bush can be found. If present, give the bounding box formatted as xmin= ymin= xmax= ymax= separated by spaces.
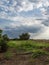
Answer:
xmin=0 ymin=38 xmax=8 ymax=52
xmin=4 ymin=51 xmax=13 ymax=60
xmin=32 ymin=50 xmax=48 ymax=58
xmin=0 ymin=29 xmax=8 ymax=53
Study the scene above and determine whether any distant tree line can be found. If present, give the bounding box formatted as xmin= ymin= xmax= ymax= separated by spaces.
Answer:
xmin=0 ymin=30 xmax=30 ymax=41
xmin=10 ymin=33 xmax=30 ymax=40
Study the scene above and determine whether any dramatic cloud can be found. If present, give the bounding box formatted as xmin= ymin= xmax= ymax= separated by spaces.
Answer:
xmin=0 ymin=0 xmax=49 ymax=39
xmin=34 ymin=27 xmax=49 ymax=39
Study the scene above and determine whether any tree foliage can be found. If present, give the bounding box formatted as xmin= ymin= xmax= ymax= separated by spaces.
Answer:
xmin=3 ymin=34 xmax=9 ymax=41
xmin=0 ymin=29 xmax=2 ymax=37
xmin=0 ymin=30 xmax=8 ymax=52
xmin=19 ymin=33 xmax=30 ymax=40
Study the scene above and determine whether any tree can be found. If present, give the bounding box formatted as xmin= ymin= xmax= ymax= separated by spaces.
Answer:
xmin=19 ymin=33 xmax=30 ymax=40
xmin=0 ymin=29 xmax=2 ymax=34
xmin=0 ymin=39 xmax=8 ymax=52
xmin=0 ymin=29 xmax=2 ymax=38
xmin=0 ymin=30 xmax=8 ymax=52
xmin=3 ymin=34 xmax=9 ymax=41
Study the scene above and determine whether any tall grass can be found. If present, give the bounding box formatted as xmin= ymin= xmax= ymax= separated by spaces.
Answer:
xmin=7 ymin=40 xmax=49 ymax=53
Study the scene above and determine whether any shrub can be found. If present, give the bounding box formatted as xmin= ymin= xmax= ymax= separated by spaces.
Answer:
xmin=4 ymin=51 xmax=13 ymax=60
xmin=32 ymin=50 xmax=48 ymax=58
xmin=0 ymin=29 xmax=8 ymax=53
xmin=0 ymin=39 xmax=8 ymax=52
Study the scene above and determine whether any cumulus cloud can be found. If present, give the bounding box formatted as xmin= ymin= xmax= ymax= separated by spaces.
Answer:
xmin=0 ymin=0 xmax=49 ymax=39
xmin=42 ymin=19 xmax=49 ymax=26
xmin=0 ymin=0 xmax=49 ymax=17
xmin=34 ymin=27 xmax=49 ymax=39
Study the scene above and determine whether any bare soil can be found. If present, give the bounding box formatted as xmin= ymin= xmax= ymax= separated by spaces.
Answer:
xmin=0 ymin=52 xmax=49 ymax=65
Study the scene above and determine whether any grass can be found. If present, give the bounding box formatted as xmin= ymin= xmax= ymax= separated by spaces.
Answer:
xmin=8 ymin=40 xmax=47 ymax=47
xmin=32 ymin=50 xmax=49 ymax=58
xmin=7 ymin=40 xmax=49 ymax=54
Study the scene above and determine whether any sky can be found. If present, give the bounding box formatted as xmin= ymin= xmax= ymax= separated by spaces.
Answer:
xmin=0 ymin=0 xmax=49 ymax=39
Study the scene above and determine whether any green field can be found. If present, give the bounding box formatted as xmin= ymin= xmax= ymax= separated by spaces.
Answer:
xmin=7 ymin=40 xmax=49 ymax=55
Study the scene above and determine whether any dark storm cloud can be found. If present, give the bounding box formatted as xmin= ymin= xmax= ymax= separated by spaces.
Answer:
xmin=3 ymin=24 xmax=44 ymax=38
xmin=42 ymin=19 xmax=49 ymax=26
xmin=29 ymin=0 xmax=39 ymax=3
